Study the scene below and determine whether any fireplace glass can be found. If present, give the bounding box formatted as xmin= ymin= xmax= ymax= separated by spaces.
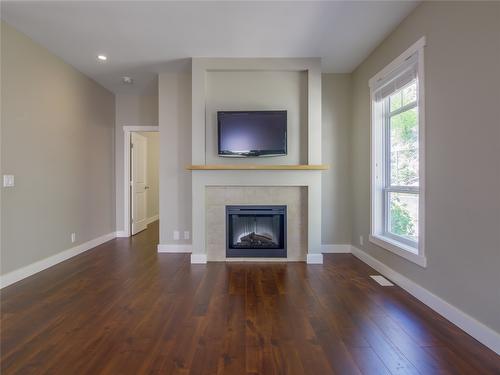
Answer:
xmin=226 ymin=205 xmax=286 ymax=258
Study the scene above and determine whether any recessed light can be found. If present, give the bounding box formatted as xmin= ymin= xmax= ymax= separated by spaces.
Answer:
xmin=97 ymin=55 xmax=107 ymax=61
xmin=122 ymin=76 xmax=133 ymax=84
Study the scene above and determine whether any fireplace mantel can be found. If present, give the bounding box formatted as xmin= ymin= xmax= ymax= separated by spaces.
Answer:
xmin=187 ymin=164 xmax=329 ymax=171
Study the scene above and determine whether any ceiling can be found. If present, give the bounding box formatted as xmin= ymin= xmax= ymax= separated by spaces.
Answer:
xmin=1 ymin=1 xmax=419 ymax=94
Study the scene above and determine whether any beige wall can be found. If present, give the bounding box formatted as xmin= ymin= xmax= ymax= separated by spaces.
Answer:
xmin=1 ymin=21 xmax=115 ymax=274
xmin=205 ymin=70 xmax=307 ymax=164
xmin=115 ymin=93 xmax=158 ymax=231
xmin=322 ymin=74 xmax=352 ymax=244
xmin=158 ymin=73 xmax=192 ymax=245
xmin=138 ymin=132 xmax=159 ymax=220
xmin=350 ymin=2 xmax=500 ymax=332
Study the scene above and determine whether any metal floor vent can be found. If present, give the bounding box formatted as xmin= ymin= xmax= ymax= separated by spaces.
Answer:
xmin=370 ymin=275 xmax=394 ymax=286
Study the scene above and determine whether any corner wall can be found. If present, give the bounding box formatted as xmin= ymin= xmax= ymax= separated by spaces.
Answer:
xmin=350 ymin=2 xmax=500 ymax=333
xmin=322 ymin=74 xmax=352 ymax=245
xmin=158 ymin=73 xmax=192 ymax=245
xmin=1 ymin=21 xmax=115 ymax=275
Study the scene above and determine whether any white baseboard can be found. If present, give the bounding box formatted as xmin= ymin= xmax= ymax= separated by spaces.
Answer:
xmin=146 ymin=215 xmax=159 ymax=225
xmin=191 ymin=254 xmax=207 ymax=264
xmin=0 ymin=232 xmax=116 ymax=289
xmin=350 ymin=245 xmax=500 ymax=355
xmin=224 ymin=257 xmax=297 ymax=262
xmin=157 ymin=244 xmax=192 ymax=253
xmin=306 ymin=253 xmax=323 ymax=264
xmin=321 ymin=244 xmax=352 ymax=253
xmin=115 ymin=230 xmax=129 ymax=238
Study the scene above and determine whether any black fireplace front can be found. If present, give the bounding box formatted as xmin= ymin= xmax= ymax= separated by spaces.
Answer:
xmin=226 ymin=205 xmax=286 ymax=258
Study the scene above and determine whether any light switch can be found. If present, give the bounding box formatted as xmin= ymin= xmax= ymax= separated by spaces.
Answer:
xmin=3 ymin=175 xmax=14 ymax=187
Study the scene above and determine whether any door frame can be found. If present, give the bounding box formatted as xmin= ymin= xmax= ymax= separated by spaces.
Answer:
xmin=123 ymin=126 xmax=159 ymax=237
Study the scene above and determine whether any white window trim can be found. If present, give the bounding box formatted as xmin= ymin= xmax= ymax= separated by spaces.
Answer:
xmin=369 ymin=36 xmax=427 ymax=268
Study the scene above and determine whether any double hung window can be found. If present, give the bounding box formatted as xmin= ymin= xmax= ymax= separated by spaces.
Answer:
xmin=369 ymin=37 xmax=426 ymax=267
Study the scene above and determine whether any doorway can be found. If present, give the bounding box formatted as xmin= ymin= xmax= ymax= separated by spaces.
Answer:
xmin=123 ymin=126 xmax=160 ymax=237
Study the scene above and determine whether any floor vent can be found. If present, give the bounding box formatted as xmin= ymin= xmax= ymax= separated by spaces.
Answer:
xmin=370 ymin=275 xmax=394 ymax=286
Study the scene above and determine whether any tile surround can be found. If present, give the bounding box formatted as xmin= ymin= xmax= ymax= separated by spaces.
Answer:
xmin=206 ymin=186 xmax=307 ymax=261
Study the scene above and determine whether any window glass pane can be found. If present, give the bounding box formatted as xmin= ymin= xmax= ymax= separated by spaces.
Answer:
xmin=389 ymin=192 xmax=418 ymax=243
xmin=402 ymin=81 xmax=417 ymax=106
xmin=390 ymin=91 xmax=402 ymax=112
xmin=390 ymin=107 xmax=419 ymax=186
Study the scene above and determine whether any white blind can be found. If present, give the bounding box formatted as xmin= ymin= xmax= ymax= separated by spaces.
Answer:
xmin=372 ymin=52 xmax=418 ymax=102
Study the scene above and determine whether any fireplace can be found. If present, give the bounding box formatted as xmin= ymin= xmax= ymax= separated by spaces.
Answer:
xmin=226 ymin=205 xmax=287 ymax=258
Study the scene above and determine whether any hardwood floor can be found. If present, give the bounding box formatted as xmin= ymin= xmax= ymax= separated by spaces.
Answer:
xmin=1 ymin=222 xmax=499 ymax=374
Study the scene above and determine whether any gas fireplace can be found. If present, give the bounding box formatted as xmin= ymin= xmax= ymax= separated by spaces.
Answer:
xmin=226 ymin=205 xmax=286 ymax=257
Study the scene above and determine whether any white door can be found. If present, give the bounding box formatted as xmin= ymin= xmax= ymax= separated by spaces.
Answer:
xmin=131 ymin=133 xmax=148 ymax=235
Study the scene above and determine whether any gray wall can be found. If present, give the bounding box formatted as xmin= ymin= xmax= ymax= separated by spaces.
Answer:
xmin=350 ymin=2 xmax=500 ymax=332
xmin=115 ymin=93 xmax=158 ymax=231
xmin=138 ymin=132 xmax=160 ymax=220
xmin=158 ymin=73 xmax=192 ymax=245
xmin=322 ymin=74 xmax=352 ymax=245
xmin=205 ymin=70 xmax=307 ymax=164
xmin=1 ymin=21 xmax=115 ymax=274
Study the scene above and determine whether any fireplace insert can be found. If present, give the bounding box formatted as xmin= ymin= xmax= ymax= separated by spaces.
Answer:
xmin=226 ymin=205 xmax=286 ymax=257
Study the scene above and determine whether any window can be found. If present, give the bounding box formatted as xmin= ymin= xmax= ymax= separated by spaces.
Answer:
xmin=369 ymin=37 xmax=426 ymax=267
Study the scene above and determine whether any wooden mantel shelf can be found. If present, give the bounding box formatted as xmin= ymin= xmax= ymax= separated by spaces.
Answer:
xmin=187 ymin=164 xmax=329 ymax=171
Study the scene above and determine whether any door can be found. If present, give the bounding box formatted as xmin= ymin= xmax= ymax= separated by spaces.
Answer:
xmin=131 ymin=133 xmax=148 ymax=235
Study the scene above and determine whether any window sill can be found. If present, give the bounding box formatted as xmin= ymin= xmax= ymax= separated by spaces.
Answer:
xmin=369 ymin=234 xmax=427 ymax=268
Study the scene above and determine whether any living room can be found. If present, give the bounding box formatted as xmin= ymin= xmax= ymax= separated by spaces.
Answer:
xmin=1 ymin=1 xmax=499 ymax=373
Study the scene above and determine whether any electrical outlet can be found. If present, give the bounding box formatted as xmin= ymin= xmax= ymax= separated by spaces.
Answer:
xmin=71 ymin=233 xmax=76 ymax=243
xmin=359 ymin=235 xmax=364 ymax=246
xmin=184 ymin=231 xmax=190 ymax=240
xmin=3 ymin=174 xmax=14 ymax=187
xmin=173 ymin=230 xmax=180 ymax=240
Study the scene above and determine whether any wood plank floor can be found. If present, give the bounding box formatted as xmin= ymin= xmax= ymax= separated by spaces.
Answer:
xmin=1 ymin=221 xmax=499 ymax=374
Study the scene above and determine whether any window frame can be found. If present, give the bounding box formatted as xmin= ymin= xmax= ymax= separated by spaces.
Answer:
xmin=369 ymin=37 xmax=427 ymax=268
xmin=383 ymin=88 xmax=419 ymax=249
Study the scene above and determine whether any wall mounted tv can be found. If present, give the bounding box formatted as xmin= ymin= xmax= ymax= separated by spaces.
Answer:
xmin=217 ymin=111 xmax=287 ymax=157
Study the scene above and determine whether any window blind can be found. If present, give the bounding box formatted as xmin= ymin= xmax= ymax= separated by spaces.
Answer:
xmin=371 ymin=52 xmax=418 ymax=102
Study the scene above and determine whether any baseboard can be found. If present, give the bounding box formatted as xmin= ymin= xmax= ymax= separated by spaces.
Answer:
xmin=350 ymin=245 xmax=500 ymax=355
xmin=146 ymin=215 xmax=159 ymax=225
xmin=321 ymin=244 xmax=352 ymax=253
xmin=115 ymin=230 xmax=129 ymax=238
xmin=0 ymin=232 xmax=116 ymax=289
xmin=306 ymin=253 xmax=323 ymax=264
xmin=224 ymin=257 xmax=299 ymax=262
xmin=157 ymin=244 xmax=192 ymax=253
xmin=191 ymin=254 xmax=207 ymax=264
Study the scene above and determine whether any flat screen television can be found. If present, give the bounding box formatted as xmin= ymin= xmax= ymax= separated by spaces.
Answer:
xmin=218 ymin=110 xmax=287 ymax=157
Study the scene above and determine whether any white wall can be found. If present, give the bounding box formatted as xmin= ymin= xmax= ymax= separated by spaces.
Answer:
xmin=350 ymin=2 xmax=500 ymax=333
xmin=1 ymin=21 xmax=115 ymax=274
xmin=205 ymin=70 xmax=307 ymax=164
xmin=115 ymin=93 xmax=158 ymax=232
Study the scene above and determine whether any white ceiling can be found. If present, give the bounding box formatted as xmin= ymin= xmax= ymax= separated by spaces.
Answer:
xmin=1 ymin=1 xmax=419 ymax=94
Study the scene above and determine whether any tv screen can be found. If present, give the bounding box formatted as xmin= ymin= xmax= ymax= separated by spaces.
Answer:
xmin=218 ymin=111 xmax=287 ymax=157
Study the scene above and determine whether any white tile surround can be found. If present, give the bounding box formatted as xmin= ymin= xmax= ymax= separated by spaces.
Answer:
xmin=206 ymin=186 xmax=307 ymax=261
